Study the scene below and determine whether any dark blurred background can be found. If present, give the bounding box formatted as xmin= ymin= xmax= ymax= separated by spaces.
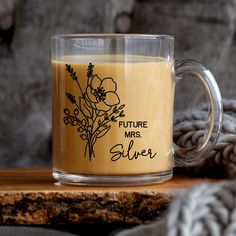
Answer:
xmin=0 ymin=0 xmax=235 ymax=167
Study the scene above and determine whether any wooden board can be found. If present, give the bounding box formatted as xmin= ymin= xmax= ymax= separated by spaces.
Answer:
xmin=0 ymin=168 xmax=220 ymax=225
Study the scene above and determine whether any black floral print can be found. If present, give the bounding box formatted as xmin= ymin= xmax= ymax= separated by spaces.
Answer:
xmin=63 ymin=63 xmax=125 ymax=160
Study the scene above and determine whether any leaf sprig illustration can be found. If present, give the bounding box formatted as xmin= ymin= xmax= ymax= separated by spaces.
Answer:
xmin=87 ymin=62 xmax=94 ymax=78
xmin=66 ymin=92 xmax=76 ymax=104
xmin=63 ymin=63 xmax=125 ymax=160
xmin=65 ymin=64 xmax=78 ymax=80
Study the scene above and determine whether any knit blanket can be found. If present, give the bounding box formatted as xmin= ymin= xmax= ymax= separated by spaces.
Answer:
xmin=174 ymin=99 xmax=236 ymax=178
xmin=115 ymin=99 xmax=236 ymax=236
xmin=116 ymin=181 xmax=236 ymax=236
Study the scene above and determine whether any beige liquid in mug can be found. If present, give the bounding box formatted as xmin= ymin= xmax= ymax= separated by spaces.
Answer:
xmin=52 ymin=55 xmax=174 ymax=175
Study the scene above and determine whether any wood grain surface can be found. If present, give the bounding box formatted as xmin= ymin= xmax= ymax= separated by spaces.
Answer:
xmin=0 ymin=169 xmax=220 ymax=225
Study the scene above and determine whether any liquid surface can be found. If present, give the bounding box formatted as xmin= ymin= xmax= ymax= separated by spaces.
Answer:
xmin=52 ymin=55 xmax=174 ymax=175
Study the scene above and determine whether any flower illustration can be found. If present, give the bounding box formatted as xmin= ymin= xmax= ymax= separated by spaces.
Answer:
xmin=64 ymin=63 xmax=125 ymax=160
xmin=86 ymin=75 xmax=120 ymax=112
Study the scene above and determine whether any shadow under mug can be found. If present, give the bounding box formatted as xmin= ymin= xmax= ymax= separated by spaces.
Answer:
xmin=51 ymin=34 xmax=222 ymax=186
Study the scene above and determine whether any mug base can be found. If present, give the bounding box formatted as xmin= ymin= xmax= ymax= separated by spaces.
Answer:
xmin=52 ymin=169 xmax=173 ymax=186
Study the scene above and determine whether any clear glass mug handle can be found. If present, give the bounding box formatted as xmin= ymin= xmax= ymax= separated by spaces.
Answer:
xmin=174 ymin=59 xmax=223 ymax=166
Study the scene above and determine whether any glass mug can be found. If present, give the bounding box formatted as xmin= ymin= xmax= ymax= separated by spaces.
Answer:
xmin=51 ymin=34 xmax=222 ymax=186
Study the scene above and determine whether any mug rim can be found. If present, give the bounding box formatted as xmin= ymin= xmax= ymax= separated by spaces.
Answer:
xmin=51 ymin=33 xmax=174 ymax=40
